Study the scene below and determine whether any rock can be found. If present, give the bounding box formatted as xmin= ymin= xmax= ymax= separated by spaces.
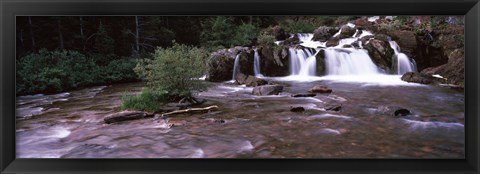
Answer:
xmin=168 ymin=119 xmax=187 ymax=127
xmin=401 ymin=72 xmax=445 ymax=85
xmin=325 ymin=38 xmax=340 ymax=47
xmin=104 ymin=111 xmax=148 ymax=124
xmin=394 ymin=108 xmax=411 ymax=117
xmin=291 ymin=93 xmax=316 ymax=97
xmin=338 ymin=25 xmax=356 ymax=39
xmin=326 ymin=105 xmax=342 ymax=112
xmin=420 ymin=48 xmax=464 ymax=85
xmin=283 ymin=34 xmax=300 ymax=45
xmin=312 ymin=26 xmax=339 ymax=42
xmin=260 ymin=46 xmax=290 ymax=77
xmin=252 ymin=85 xmax=284 ymax=95
xmin=290 ymin=106 xmax=305 ymax=112
xmin=364 ymin=38 xmax=394 ymax=72
xmin=315 ymin=49 xmax=326 ymax=75
xmin=235 ymin=73 xmax=248 ymax=84
xmin=308 ymin=85 xmax=332 ymax=94
xmin=265 ymin=25 xmax=289 ymax=40
xmin=244 ymin=75 xmax=268 ymax=87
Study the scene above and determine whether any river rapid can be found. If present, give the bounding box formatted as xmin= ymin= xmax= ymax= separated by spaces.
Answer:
xmin=16 ymin=76 xmax=464 ymax=158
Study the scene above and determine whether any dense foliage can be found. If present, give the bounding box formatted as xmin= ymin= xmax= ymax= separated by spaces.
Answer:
xmin=121 ymin=88 xmax=169 ymax=112
xmin=16 ymin=49 xmax=138 ymax=95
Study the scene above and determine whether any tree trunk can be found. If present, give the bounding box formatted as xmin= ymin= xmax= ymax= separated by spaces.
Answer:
xmin=79 ymin=17 xmax=84 ymax=39
xmin=28 ymin=17 xmax=35 ymax=51
xmin=57 ymin=18 xmax=64 ymax=50
xmin=135 ymin=16 xmax=140 ymax=58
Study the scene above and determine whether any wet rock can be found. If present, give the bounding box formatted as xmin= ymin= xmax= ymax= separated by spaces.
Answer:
xmin=308 ymin=85 xmax=332 ymax=94
xmin=326 ymin=38 xmax=340 ymax=47
xmin=290 ymin=106 xmax=305 ymax=112
xmin=394 ymin=108 xmax=411 ymax=117
xmin=312 ymin=26 xmax=339 ymax=42
xmin=291 ymin=93 xmax=316 ymax=97
xmin=315 ymin=49 xmax=326 ymax=75
xmin=420 ymin=48 xmax=464 ymax=85
xmin=235 ymin=73 xmax=248 ymax=84
xmin=259 ymin=45 xmax=290 ymax=77
xmin=283 ymin=34 xmax=300 ymax=45
xmin=214 ymin=119 xmax=226 ymax=124
xmin=252 ymin=85 xmax=284 ymax=95
xmin=104 ymin=111 xmax=147 ymax=124
xmin=364 ymin=38 xmax=394 ymax=72
xmin=326 ymin=105 xmax=342 ymax=112
xmin=338 ymin=25 xmax=357 ymax=39
xmin=244 ymin=75 xmax=268 ymax=87
xmin=401 ymin=72 xmax=445 ymax=85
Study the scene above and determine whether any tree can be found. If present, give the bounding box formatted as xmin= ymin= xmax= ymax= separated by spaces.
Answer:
xmin=94 ymin=21 xmax=115 ymax=55
xmin=134 ymin=42 xmax=208 ymax=99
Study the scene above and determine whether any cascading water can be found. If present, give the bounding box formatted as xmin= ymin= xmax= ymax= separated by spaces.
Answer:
xmin=324 ymin=48 xmax=380 ymax=75
xmin=389 ymin=41 xmax=417 ymax=75
xmin=289 ymin=48 xmax=317 ymax=76
xmin=253 ymin=49 xmax=263 ymax=77
xmin=232 ymin=54 xmax=241 ymax=80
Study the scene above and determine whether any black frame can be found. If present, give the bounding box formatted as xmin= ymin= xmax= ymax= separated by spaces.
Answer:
xmin=1 ymin=0 xmax=479 ymax=173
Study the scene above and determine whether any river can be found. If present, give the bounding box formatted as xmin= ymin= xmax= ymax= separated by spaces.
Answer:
xmin=15 ymin=76 xmax=464 ymax=158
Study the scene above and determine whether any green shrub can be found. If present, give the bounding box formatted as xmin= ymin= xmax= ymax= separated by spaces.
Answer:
xmin=133 ymin=42 xmax=208 ymax=98
xmin=257 ymin=33 xmax=276 ymax=46
xmin=121 ymin=88 xmax=169 ymax=112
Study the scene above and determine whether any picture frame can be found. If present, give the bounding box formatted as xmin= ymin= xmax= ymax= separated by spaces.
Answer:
xmin=1 ymin=0 xmax=479 ymax=173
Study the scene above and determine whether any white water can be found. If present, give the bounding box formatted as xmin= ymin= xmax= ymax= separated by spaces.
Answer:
xmin=289 ymin=48 xmax=318 ymax=76
xmin=232 ymin=54 xmax=241 ymax=80
xmin=389 ymin=41 xmax=417 ymax=75
xmin=324 ymin=48 xmax=380 ymax=75
xmin=253 ymin=49 xmax=263 ymax=77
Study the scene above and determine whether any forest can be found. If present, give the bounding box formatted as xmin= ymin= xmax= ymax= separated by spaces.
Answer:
xmin=16 ymin=16 xmax=466 ymax=158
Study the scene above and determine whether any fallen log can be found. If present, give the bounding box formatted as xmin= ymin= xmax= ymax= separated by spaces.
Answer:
xmin=104 ymin=111 xmax=149 ymax=124
xmin=161 ymin=105 xmax=219 ymax=117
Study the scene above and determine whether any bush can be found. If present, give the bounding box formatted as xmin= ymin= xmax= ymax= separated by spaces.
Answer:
xmin=257 ymin=33 xmax=276 ymax=46
xmin=134 ymin=42 xmax=208 ymax=98
xmin=121 ymin=88 xmax=169 ymax=112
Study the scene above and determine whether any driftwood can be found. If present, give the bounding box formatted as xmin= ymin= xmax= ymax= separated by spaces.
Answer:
xmin=104 ymin=111 xmax=151 ymax=124
xmin=161 ymin=105 xmax=219 ymax=117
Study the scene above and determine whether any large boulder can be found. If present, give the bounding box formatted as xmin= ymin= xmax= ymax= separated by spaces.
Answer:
xmin=337 ymin=25 xmax=356 ymax=39
xmin=252 ymin=85 xmax=284 ymax=95
xmin=207 ymin=47 xmax=254 ymax=82
xmin=312 ymin=26 xmax=339 ymax=42
xmin=364 ymin=38 xmax=394 ymax=72
xmin=420 ymin=48 xmax=464 ymax=85
xmin=325 ymin=38 xmax=340 ymax=47
xmin=264 ymin=25 xmax=289 ymax=41
xmin=259 ymin=45 xmax=290 ymax=77
xmin=244 ymin=75 xmax=268 ymax=87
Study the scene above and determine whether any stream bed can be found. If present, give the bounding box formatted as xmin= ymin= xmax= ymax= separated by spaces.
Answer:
xmin=16 ymin=76 xmax=465 ymax=158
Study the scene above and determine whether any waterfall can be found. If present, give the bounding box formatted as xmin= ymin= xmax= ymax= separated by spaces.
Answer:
xmin=289 ymin=48 xmax=318 ymax=76
xmin=389 ymin=41 xmax=417 ymax=75
xmin=253 ymin=49 xmax=263 ymax=77
xmin=324 ymin=48 xmax=380 ymax=75
xmin=232 ymin=54 xmax=241 ymax=80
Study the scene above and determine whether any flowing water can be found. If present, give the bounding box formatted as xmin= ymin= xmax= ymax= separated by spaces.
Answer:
xmin=16 ymin=79 xmax=464 ymax=158
xmin=232 ymin=54 xmax=241 ymax=80
xmin=389 ymin=41 xmax=417 ymax=75
xmin=253 ymin=48 xmax=263 ymax=77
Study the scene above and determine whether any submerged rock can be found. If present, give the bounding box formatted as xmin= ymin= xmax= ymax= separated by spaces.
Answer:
xmin=244 ymin=75 xmax=268 ymax=87
xmin=290 ymin=106 xmax=305 ymax=112
xmin=394 ymin=108 xmax=411 ymax=117
xmin=104 ymin=111 xmax=148 ymax=124
xmin=252 ymin=85 xmax=283 ymax=95
xmin=291 ymin=93 xmax=316 ymax=97
xmin=308 ymin=85 xmax=332 ymax=94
